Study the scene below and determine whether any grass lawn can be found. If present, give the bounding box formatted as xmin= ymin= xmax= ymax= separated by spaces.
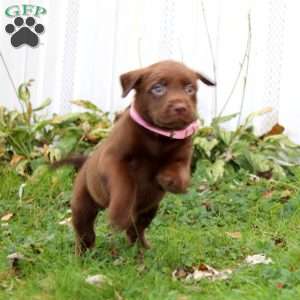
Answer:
xmin=1 ymin=165 xmax=300 ymax=300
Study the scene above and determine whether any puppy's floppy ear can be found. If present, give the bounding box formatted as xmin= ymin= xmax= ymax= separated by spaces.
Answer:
xmin=120 ymin=68 xmax=145 ymax=98
xmin=195 ymin=72 xmax=216 ymax=86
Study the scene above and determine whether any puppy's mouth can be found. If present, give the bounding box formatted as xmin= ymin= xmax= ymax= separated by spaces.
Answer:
xmin=152 ymin=114 xmax=197 ymax=130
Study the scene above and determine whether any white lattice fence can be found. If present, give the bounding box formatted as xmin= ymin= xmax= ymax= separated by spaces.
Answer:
xmin=0 ymin=0 xmax=299 ymax=142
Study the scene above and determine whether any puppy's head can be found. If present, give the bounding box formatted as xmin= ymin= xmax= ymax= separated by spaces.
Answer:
xmin=120 ymin=60 xmax=215 ymax=130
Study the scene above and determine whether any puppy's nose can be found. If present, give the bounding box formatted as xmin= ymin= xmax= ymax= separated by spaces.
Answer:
xmin=173 ymin=103 xmax=187 ymax=115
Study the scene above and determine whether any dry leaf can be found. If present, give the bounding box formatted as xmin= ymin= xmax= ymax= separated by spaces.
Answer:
xmin=245 ymin=254 xmax=272 ymax=265
xmin=172 ymin=266 xmax=194 ymax=280
xmin=85 ymin=274 xmax=110 ymax=287
xmin=7 ymin=253 xmax=24 ymax=261
xmin=257 ymin=170 xmax=273 ymax=179
xmin=176 ymin=296 xmax=189 ymax=300
xmin=18 ymin=183 xmax=26 ymax=201
xmin=114 ymin=291 xmax=124 ymax=300
xmin=280 ymin=190 xmax=292 ymax=202
xmin=276 ymin=283 xmax=285 ymax=289
xmin=262 ymin=190 xmax=273 ymax=199
xmin=225 ymin=231 xmax=241 ymax=239
xmin=188 ymin=264 xmax=232 ymax=281
xmin=272 ymin=237 xmax=286 ymax=248
xmin=201 ymin=201 xmax=212 ymax=211
xmin=10 ymin=154 xmax=24 ymax=166
xmin=1 ymin=213 xmax=14 ymax=222
xmin=262 ymin=123 xmax=285 ymax=138
xmin=197 ymin=183 xmax=209 ymax=193
xmin=58 ymin=217 xmax=72 ymax=226
xmin=173 ymin=264 xmax=232 ymax=282
xmin=7 ymin=252 xmax=24 ymax=272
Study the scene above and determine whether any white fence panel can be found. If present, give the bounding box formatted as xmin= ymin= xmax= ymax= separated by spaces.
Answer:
xmin=0 ymin=0 xmax=299 ymax=142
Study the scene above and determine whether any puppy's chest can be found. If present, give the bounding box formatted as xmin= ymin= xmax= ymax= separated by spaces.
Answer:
xmin=128 ymin=154 xmax=161 ymax=177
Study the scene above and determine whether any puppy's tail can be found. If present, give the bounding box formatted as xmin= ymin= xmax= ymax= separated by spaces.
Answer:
xmin=51 ymin=155 xmax=88 ymax=171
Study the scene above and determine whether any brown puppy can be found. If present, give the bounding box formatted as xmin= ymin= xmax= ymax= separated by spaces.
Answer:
xmin=67 ymin=60 xmax=215 ymax=255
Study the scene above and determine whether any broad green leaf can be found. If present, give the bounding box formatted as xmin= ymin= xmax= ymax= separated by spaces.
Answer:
xmin=87 ymin=127 xmax=110 ymax=141
xmin=243 ymin=107 xmax=273 ymax=128
xmin=271 ymin=163 xmax=286 ymax=179
xmin=32 ymin=119 xmax=50 ymax=132
xmin=212 ymin=113 xmax=239 ymax=126
xmin=55 ymin=134 xmax=80 ymax=156
xmin=50 ymin=113 xmax=81 ymax=124
xmin=15 ymin=159 xmax=29 ymax=176
xmin=48 ymin=148 xmax=62 ymax=163
xmin=217 ymin=127 xmax=233 ymax=145
xmin=244 ymin=152 xmax=271 ymax=173
xmin=206 ymin=159 xmax=225 ymax=184
xmin=194 ymin=137 xmax=218 ymax=157
xmin=18 ymin=82 xmax=31 ymax=104
xmin=70 ymin=100 xmax=101 ymax=112
xmin=33 ymin=98 xmax=51 ymax=112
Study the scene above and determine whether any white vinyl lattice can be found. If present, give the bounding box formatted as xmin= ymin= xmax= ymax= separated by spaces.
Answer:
xmin=260 ymin=0 xmax=286 ymax=134
xmin=0 ymin=0 xmax=298 ymax=142
xmin=59 ymin=0 xmax=80 ymax=113
xmin=159 ymin=0 xmax=176 ymax=59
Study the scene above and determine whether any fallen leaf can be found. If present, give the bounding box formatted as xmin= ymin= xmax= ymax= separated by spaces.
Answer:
xmin=197 ymin=182 xmax=209 ymax=193
xmin=172 ymin=266 xmax=194 ymax=280
xmin=280 ymin=190 xmax=292 ymax=202
xmin=249 ymin=174 xmax=260 ymax=183
xmin=188 ymin=264 xmax=232 ymax=281
xmin=7 ymin=252 xmax=24 ymax=261
xmin=262 ymin=123 xmax=285 ymax=138
xmin=10 ymin=154 xmax=24 ymax=166
xmin=201 ymin=201 xmax=212 ymax=211
xmin=114 ymin=291 xmax=124 ymax=300
xmin=18 ymin=183 xmax=26 ymax=201
xmin=262 ymin=190 xmax=273 ymax=199
xmin=257 ymin=170 xmax=273 ymax=179
xmin=176 ymin=296 xmax=189 ymax=300
xmin=58 ymin=217 xmax=72 ymax=226
xmin=272 ymin=237 xmax=286 ymax=248
xmin=85 ymin=274 xmax=110 ymax=287
xmin=173 ymin=264 xmax=232 ymax=282
xmin=7 ymin=252 xmax=24 ymax=273
xmin=276 ymin=283 xmax=285 ymax=289
xmin=225 ymin=231 xmax=242 ymax=239
xmin=1 ymin=213 xmax=14 ymax=222
xmin=245 ymin=254 xmax=272 ymax=265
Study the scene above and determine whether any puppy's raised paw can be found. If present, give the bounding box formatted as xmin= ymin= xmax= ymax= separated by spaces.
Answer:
xmin=157 ymin=173 xmax=189 ymax=194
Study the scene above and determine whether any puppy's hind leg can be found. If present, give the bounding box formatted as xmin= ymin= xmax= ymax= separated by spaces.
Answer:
xmin=126 ymin=205 xmax=159 ymax=249
xmin=71 ymin=186 xmax=100 ymax=256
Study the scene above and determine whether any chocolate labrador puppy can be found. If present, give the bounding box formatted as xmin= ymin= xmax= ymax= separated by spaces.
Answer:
xmin=59 ymin=60 xmax=215 ymax=255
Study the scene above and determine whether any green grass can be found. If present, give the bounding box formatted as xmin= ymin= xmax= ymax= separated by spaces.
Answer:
xmin=1 ymin=165 xmax=300 ymax=300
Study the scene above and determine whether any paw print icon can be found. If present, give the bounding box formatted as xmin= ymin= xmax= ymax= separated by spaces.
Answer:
xmin=5 ymin=16 xmax=44 ymax=48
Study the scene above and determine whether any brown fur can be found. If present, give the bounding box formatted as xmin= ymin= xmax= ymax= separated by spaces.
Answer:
xmin=63 ymin=60 xmax=215 ymax=255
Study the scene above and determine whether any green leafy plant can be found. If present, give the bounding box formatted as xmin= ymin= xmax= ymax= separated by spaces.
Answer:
xmin=193 ymin=107 xmax=300 ymax=184
xmin=0 ymin=80 xmax=111 ymax=176
xmin=1 ymin=81 xmax=300 ymax=180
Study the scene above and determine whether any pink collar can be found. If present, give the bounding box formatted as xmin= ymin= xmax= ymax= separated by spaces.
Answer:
xmin=129 ymin=104 xmax=200 ymax=139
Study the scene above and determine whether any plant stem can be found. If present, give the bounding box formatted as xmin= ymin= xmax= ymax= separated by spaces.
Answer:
xmin=138 ymin=37 xmax=143 ymax=67
xmin=201 ymin=1 xmax=218 ymax=116
xmin=218 ymin=23 xmax=251 ymax=117
xmin=0 ymin=51 xmax=18 ymax=97
xmin=0 ymin=51 xmax=26 ymax=116
xmin=237 ymin=14 xmax=252 ymax=126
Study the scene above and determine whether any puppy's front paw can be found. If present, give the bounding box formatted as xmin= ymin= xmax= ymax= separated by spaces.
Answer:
xmin=157 ymin=173 xmax=189 ymax=194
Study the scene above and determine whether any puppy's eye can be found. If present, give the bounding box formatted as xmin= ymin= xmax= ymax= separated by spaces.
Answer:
xmin=184 ymin=84 xmax=196 ymax=95
xmin=151 ymin=83 xmax=166 ymax=96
